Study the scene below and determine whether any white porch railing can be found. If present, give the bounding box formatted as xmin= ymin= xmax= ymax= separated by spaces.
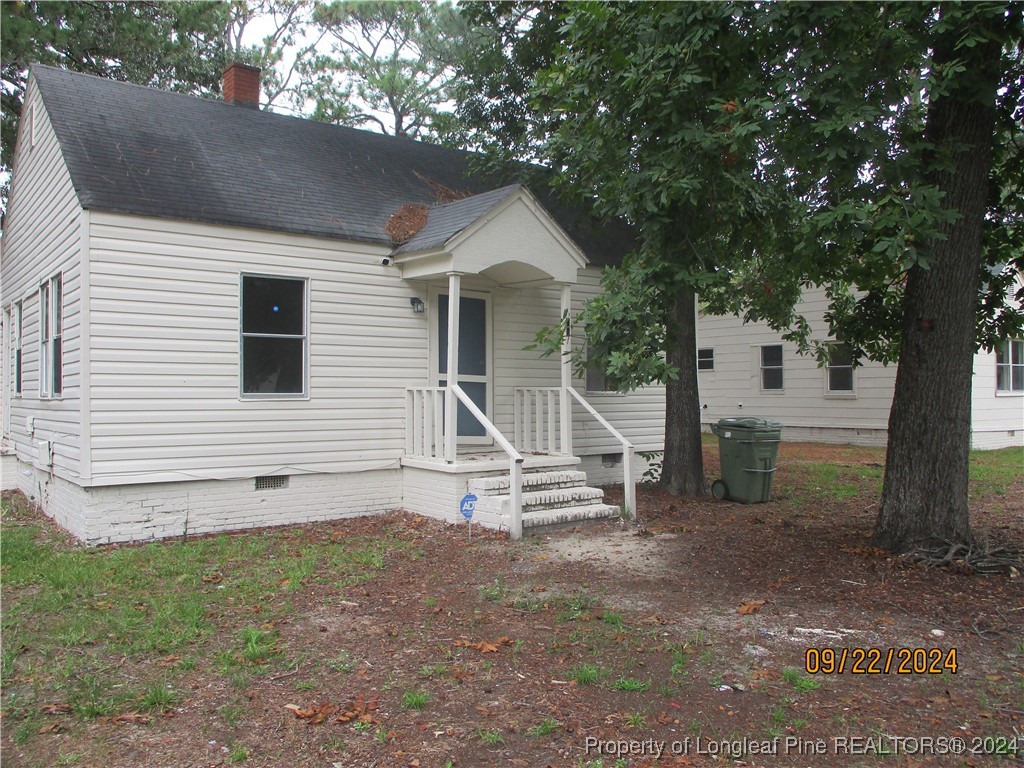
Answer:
xmin=404 ymin=383 xmax=636 ymax=533
xmin=567 ymin=386 xmax=636 ymax=519
xmin=405 ymin=387 xmax=445 ymax=460
xmin=514 ymin=385 xmax=637 ymax=519
xmin=513 ymin=387 xmax=564 ymax=454
xmin=404 ymin=385 xmax=525 ymax=539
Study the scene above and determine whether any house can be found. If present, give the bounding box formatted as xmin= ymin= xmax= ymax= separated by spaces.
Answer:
xmin=0 ymin=64 xmax=666 ymax=545
xmin=696 ymin=286 xmax=1023 ymax=449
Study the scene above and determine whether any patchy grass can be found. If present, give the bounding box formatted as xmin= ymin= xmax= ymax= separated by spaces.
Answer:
xmin=969 ymin=447 xmax=1024 ymax=497
xmin=0 ymin=492 xmax=410 ymax=733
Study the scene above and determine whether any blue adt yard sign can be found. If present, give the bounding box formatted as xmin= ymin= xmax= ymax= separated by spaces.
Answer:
xmin=460 ymin=493 xmax=478 ymax=519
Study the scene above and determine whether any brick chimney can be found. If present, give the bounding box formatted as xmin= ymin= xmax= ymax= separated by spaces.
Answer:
xmin=223 ymin=63 xmax=261 ymax=108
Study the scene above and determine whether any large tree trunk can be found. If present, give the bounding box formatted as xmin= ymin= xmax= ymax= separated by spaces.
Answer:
xmin=660 ymin=287 xmax=706 ymax=497
xmin=873 ymin=16 xmax=1003 ymax=552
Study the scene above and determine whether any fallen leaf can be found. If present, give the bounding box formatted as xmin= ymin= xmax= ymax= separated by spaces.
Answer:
xmin=286 ymin=702 xmax=340 ymax=724
xmin=201 ymin=572 xmax=223 ymax=583
xmin=454 ymin=636 xmax=513 ymax=653
xmin=37 ymin=722 xmax=62 ymax=734
xmin=738 ymin=599 xmax=767 ymax=615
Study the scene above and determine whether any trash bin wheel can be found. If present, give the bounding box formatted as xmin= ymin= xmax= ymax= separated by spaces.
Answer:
xmin=711 ymin=479 xmax=728 ymax=500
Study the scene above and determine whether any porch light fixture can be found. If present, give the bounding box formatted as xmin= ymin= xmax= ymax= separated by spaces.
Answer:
xmin=410 ymin=297 xmax=425 ymax=314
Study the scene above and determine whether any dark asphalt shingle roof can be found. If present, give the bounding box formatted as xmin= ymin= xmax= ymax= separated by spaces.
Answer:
xmin=396 ymin=184 xmax=523 ymax=253
xmin=31 ymin=64 xmax=634 ymax=266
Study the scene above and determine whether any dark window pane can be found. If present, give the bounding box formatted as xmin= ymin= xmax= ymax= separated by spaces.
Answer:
xmin=830 ymin=343 xmax=853 ymax=366
xmin=437 ymin=294 xmax=487 ymax=376
xmin=761 ymin=345 xmax=782 ymax=367
xmin=243 ymin=276 xmax=304 ymax=335
xmin=996 ymin=341 xmax=1008 ymax=365
xmin=997 ymin=365 xmax=1010 ymax=391
xmin=243 ymin=337 xmax=304 ymax=394
xmin=829 ymin=367 xmax=853 ymax=392
xmin=587 ymin=366 xmax=607 ymax=392
xmin=52 ymin=337 xmax=62 ymax=395
xmin=439 ymin=380 xmax=488 ymax=437
xmin=15 ymin=349 xmax=21 ymax=394
xmin=698 ymin=348 xmax=714 ymax=370
xmin=1012 ymin=365 xmax=1023 ymax=392
xmin=1013 ymin=340 xmax=1024 ymax=365
xmin=53 ymin=277 xmax=62 ymax=336
xmin=762 ymin=367 xmax=783 ymax=390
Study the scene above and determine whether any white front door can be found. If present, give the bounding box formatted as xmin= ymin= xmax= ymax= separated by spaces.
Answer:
xmin=433 ymin=290 xmax=492 ymax=444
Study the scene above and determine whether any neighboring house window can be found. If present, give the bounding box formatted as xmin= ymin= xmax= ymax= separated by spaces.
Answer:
xmin=240 ymin=274 xmax=307 ymax=396
xmin=697 ymin=348 xmax=714 ymax=371
xmin=14 ymin=300 xmax=22 ymax=396
xmin=39 ymin=275 xmax=62 ymax=397
xmin=826 ymin=342 xmax=854 ymax=393
xmin=760 ymin=344 xmax=783 ymax=390
xmin=995 ymin=338 xmax=1023 ymax=393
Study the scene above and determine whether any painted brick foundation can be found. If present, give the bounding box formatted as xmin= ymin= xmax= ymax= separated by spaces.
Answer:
xmin=9 ymin=459 xmax=401 ymax=545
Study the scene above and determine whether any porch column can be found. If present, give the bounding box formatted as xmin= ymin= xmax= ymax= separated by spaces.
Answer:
xmin=560 ymin=283 xmax=573 ymax=456
xmin=444 ymin=272 xmax=461 ymax=463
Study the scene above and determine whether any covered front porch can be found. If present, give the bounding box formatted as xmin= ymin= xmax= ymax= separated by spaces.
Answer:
xmin=391 ymin=185 xmax=636 ymax=538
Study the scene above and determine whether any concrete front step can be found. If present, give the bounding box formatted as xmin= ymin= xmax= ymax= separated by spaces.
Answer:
xmin=469 ymin=470 xmax=588 ymax=495
xmin=522 ymin=503 xmax=622 ymax=532
xmin=474 ymin=485 xmax=606 ymax=516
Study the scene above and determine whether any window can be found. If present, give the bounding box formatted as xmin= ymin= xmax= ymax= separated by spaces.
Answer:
xmin=13 ymin=300 xmax=22 ymax=396
xmin=996 ymin=338 xmax=1023 ymax=393
xmin=826 ymin=342 xmax=854 ymax=393
xmin=38 ymin=276 xmax=61 ymax=397
xmin=240 ymin=275 xmax=307 ymax=396
xmin=697 ymin=348 xmax=714 ymax=371
xmin=760 ymin=344 xmax=783 ymax=390
xmin=585 ymin=364 xmax=622 ymax=394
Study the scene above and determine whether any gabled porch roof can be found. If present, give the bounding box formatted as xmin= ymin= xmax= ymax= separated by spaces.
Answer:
xmin=393 ymin=185 xmax=588 ymax=286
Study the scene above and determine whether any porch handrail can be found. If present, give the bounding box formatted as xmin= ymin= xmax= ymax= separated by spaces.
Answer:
xmin=450 ymin=384 xmax=525 ymax=540
xmin=567 ymin=386 xmax=636 ymax=519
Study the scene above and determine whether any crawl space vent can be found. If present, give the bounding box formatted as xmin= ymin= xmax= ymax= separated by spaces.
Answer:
xmin=255 ymin=475 xmax=289 ymax=491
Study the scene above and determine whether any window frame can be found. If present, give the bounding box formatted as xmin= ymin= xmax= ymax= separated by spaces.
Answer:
xmin=825 ymin=342 xmax=855 ymax=396
xmin=697 ymin=347 xmax=714 ymax=371
xmin=995 ymin=338 xmax=1023 ymax=394
xmin=239 ymin=273 xmax=309 ymax=400
xmin=759 ymin=344 xmax=784 ymax=391
xmin=13 ymin=300 xmax=22 ymax=397
xmin=38 ymin=274 xmax=62 ymax=399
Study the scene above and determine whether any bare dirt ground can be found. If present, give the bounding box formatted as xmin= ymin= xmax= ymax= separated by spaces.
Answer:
xmin=3 ymin=441 xmax=1022 ymax=768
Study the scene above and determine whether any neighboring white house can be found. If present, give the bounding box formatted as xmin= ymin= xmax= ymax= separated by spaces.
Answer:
xmin=696 ymin=287 xmax=1023 ymax=449
xmin=0 ymin=64 xmax=665 ymax=545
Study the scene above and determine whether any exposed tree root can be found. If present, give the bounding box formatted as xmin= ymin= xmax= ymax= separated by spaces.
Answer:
xmin=900 ymin=538 xmax=1023 ymax=576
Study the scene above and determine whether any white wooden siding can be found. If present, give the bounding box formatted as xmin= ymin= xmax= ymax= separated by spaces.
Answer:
xmin=0 ymin=76 xmax=84 ymax=481
xmin=697 ymin=286 xmax=1022 ymax=448
xmin=86 ymin=213 xmax=424 ymax=485
xmin=970 ymin=347 xmax=1023 ymax=449
xmin=696 ymin=287 xmax=897 ymax=431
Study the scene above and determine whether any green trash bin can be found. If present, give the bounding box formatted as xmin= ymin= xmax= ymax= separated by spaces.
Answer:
xmin=710 ymin=417 xmax=782 ymax=503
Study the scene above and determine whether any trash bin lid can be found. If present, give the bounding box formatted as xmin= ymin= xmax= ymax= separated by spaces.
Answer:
xmin=716 ymin=416 xmax=782 ymax=431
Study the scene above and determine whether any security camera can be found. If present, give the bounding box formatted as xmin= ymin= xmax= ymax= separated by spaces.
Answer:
xmin=378 ymin=256 xmax=394 ymax=267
